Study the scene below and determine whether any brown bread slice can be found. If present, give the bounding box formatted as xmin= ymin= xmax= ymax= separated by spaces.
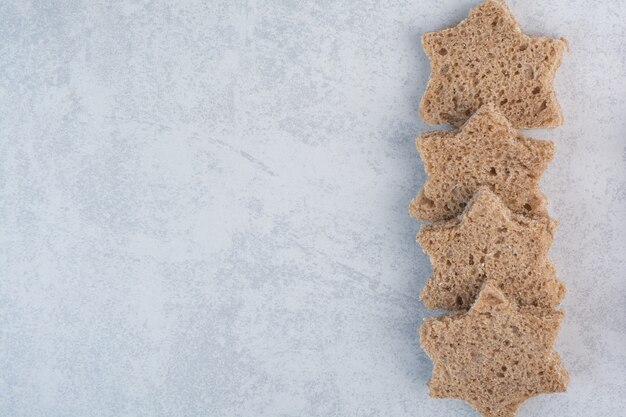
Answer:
xmin=418 ymin=188 xmax=565 ymax=310
xmin=420 ymin=282 xmax=569 ymax=417
xmin=419 ymin=0 xmax=567 ymax=128
xmin=410 ymin=103 xmax=554 ymax=222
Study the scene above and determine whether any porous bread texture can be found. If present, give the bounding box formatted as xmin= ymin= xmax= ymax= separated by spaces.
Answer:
xmin=420 ymin=0 xmax=567 ymax=129
xmin=420 ymin=282 xmax=569 ymax=417
xmin=410 ymin=103 xmax=554 ymax=223
xmin=418 ymin=188 xmax=565 ymax=310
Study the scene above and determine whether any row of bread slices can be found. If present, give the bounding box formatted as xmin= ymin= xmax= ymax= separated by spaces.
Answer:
xmin=414 ymin=0 xmax=570 ymax=414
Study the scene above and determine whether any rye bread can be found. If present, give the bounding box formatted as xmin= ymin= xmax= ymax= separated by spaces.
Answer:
xmin=420 ymin=0 xmax=567 ymax=129
xmin=410 ymin=103 xmax=554 ymax=223
xmin=418 ymin=188 xmax=565 ymax=310
xmin=420 ymin=282 xmax=569 ymax=417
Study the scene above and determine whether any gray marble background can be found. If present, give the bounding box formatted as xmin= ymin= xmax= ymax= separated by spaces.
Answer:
xmin=1 ymin=1 xmax=624 ymax=416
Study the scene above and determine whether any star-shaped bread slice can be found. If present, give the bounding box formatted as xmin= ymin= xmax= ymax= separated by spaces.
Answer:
xmin=410 ymin=103 xmax=554 ymax=222
xmin=420 ymin=282 xmax=569 ymax=417
xmin=420 ymin=0 xmax=567 ymax=128
xmin=418 ymin=187 xmax=565 ymax=310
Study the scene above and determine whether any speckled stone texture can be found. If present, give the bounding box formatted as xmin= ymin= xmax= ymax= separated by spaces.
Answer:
xmin=0 ymin=1 xmax=624 ymax=416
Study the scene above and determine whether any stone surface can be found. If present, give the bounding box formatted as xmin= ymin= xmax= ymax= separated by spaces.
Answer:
xmin=0 ymin=1 xmax=624 ymax=416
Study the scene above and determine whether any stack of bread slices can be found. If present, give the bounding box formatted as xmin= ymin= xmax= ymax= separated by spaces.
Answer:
xmin=413 ymin=1 xmax=569 ymax=417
